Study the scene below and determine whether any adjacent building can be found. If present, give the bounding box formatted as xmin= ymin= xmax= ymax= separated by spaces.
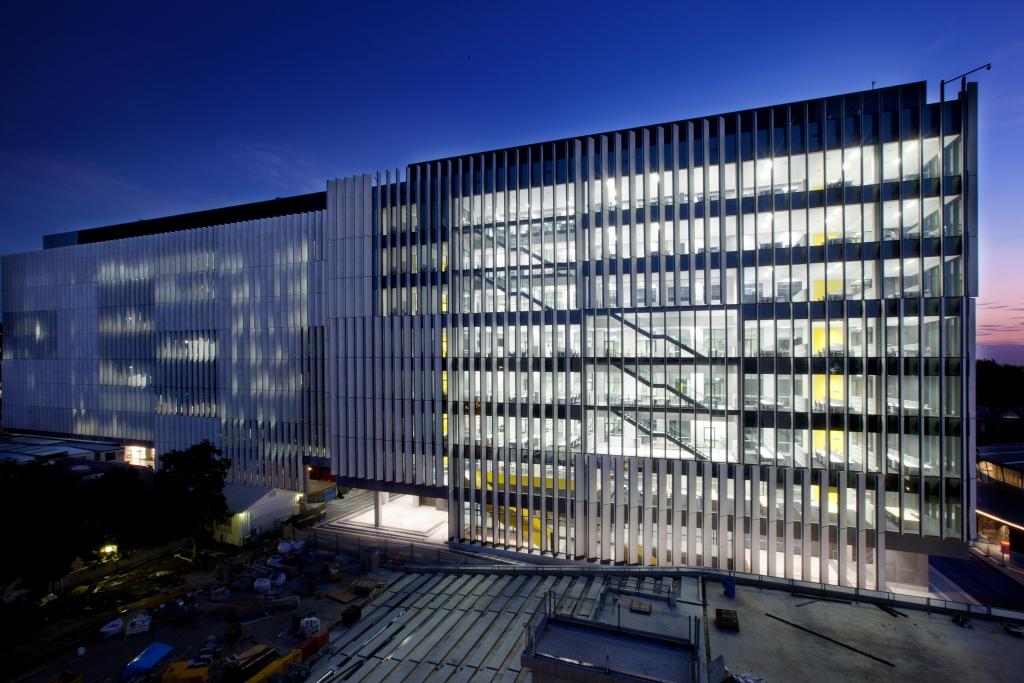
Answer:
xmin=976 ymin=444 xmax=1024 ymax=559
xmin=2 ymin=195 xmax=328 ymax=490
xmin=1 ymin=80 xmax=979 ymax=590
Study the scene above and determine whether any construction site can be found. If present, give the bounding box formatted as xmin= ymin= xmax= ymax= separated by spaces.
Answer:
xmin=13 ymin=490 xmax=1024 ymax=683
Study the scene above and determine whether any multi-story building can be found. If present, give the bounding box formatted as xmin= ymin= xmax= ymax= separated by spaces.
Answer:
xmin=2 ymin=195 xmax=329 ymax=490
xmin=1 ymin=81 xmax=978 ymax=590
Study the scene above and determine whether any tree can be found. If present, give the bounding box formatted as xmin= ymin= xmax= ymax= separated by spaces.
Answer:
xmin=977 ymin=359 xmax=1024 ymax=444
xmin=977 ymin=359 xmax=1024 ymax=410
xmin=0 ymin=462 xmax=92 ymax=591
xmin=153 ymin=441 xmax=231 ymax=555
xmin=78 ymin=466 xmax=152 ymax=554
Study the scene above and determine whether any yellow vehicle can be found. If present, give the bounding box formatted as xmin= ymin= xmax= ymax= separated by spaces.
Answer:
xmin=161 ymin=661 xmax=207 ymax=683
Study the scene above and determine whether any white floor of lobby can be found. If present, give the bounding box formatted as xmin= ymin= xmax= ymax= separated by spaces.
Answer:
xmin=325 ymin=493 xmax=449 ymax=544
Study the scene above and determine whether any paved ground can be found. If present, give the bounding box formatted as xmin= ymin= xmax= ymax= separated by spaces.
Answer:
xmin=706 ymin=577 xmax=1023 ymax=682
xmin=930 ymin=554 xmax=1024 ymax=610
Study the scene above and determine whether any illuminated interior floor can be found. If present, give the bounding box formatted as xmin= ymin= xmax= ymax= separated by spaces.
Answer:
xmin=327 ymin=494 xmax=448 ymax=544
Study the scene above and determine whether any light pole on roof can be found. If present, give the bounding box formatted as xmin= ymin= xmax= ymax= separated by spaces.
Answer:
xmin=940 ymin=63 xmax=991 ymax=102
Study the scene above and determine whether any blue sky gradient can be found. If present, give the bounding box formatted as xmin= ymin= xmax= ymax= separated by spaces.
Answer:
xmin=2 ymin=1 xmax=1022 ymax=360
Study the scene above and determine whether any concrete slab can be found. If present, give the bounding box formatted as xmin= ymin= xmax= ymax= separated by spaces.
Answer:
xmin=706 ymin=580 xmax=1024 ymax=682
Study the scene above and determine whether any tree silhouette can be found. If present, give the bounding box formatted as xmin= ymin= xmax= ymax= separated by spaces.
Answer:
xmin=78 ymin=466 xmax=150 ymax=553
xmin=153 ymin=440 xmax=232 ymax=556
xmin=0 ymin=462 xmax=89 ymax=590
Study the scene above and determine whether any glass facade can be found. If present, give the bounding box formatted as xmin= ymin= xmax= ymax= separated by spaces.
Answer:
xmin=349 ymin=81 xmax=977 ymax=588
xmin=2 ymin=212 xmax=328 ymax=490
xmin=1 ymin=81 xmax=977 ymax=589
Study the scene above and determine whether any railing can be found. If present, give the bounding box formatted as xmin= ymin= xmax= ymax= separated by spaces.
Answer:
xmin=290 ymin=524 xmax=512 ymax=568
xmin=971 ymin=538 xmax=1024 ymax=577
xmin=523 ymin=599 xmax=702 ymax=682
xmin=611 ymin=406 xmax=708 ymax=461
xmin=608 ymin=310 xmax=704 ymax=359
xmin=479 ymin=271 xmax=551 ymax=311
xmin=611 ymin=359 xmax=708 ymax=410
xmin=473 ymin=225 xmax=551 ymax=267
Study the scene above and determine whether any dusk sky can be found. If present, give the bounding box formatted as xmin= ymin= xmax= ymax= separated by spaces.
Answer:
xmin=2 ymin=1 xmax=1022 ymax=362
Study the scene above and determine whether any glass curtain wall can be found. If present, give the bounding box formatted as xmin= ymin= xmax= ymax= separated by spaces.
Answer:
xmin=370 ymin=81 xmax=971 ymax=589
